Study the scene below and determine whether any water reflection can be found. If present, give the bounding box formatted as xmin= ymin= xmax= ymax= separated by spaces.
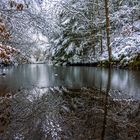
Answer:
xmin=0 ymin=93 xmax=11 ymax=139
xmin=0 ymin=87 xmax=140 ymax=140
xmin=0 ymin=64 xmax=139 ymax=98
xmin=101 ymin=68 xmax=111 ymax=140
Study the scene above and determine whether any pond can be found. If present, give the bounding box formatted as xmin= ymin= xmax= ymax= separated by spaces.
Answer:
xmin=0 ymin=64 xmax=140 ymax=98
xmin=0 ymin=64 xmax=140 ymax=140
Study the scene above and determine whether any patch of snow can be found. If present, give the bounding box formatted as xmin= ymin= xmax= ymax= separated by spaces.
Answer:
xmin=102 ymin=34 xmax=140 ymax=64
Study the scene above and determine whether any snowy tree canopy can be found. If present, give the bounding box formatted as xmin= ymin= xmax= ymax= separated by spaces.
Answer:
xmin=0 ymin=0 xmax=139 ymax=66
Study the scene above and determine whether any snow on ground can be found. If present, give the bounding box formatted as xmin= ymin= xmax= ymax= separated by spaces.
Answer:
xmin=99 ymin=21 xmax=140 ymax=66
xmin=49 ymin=20 xmax=140 ymax=66
xmin=100 ymin=34 xmax=140 ymax=64
xmin=64 ymin=29 xmax=140 ymax=66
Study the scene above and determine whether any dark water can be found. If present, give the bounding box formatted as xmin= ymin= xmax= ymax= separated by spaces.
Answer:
xmin=0 ymin=64 xmax=140 ymax=98
xmin=0 ymin=64 xmax=140 ymax=140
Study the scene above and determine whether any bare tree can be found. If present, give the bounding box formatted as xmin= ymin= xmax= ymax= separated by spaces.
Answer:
xmin=104 ymin=0 xmax=112 ymax=64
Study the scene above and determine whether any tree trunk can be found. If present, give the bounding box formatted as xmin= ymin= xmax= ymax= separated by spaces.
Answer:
xmin=96 ymin=0 xmax=103 ymax=54
xmin=104 ymin=0 xmax=112 ymax=65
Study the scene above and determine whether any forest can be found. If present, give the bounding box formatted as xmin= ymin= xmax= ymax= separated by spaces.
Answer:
xmin=0 ymin=0 xmax=139 ymax=68
xmin=0 ymin=0 xmax=140 ymax=140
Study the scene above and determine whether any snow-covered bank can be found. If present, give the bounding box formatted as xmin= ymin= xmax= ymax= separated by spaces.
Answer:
xmin=50 ymin=34 xmax=140 ymax=69
xmin=100 ymin=33 xmax=140 ymax=68
xmin=47 ymin=2 xmax=140 ymax=69
xmin=50 ymin=21 xmax=140 ymax=69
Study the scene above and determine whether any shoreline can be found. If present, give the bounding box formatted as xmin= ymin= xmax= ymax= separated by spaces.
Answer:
xmin=0 ymin=61 xmax=140 ymax=71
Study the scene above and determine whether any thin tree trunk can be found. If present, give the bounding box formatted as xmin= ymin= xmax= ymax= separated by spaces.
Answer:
xmin=104 ymin=0 xmax=112 ymax=65
xmin=96 ymin=0 xmax=103 ymax=54
xmin=92 ymin=0 xmax=96 ymax=55
xmin=93 ymin=28 xmax=96 ymax=55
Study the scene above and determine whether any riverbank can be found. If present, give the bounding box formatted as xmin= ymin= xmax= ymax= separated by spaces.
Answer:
xmin=49 ymin=19 xmax=140 ymax=69
xmin=53 ymin=54 xmax=140 ymax=70
xmin=0 ymin=31 xmax=140 ymax=70
xmin=52 ymin=30 xmax=140 ymax=69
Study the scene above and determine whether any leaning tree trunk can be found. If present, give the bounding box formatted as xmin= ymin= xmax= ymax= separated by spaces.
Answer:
xmin=104 ymin=0 xmax=112 ymax=65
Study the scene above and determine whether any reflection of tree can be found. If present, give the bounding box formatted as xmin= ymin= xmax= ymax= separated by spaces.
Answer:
xmin=101 ymin=68 xmax=140 ymax=140
xmin=99 ymin=68 xmax=103 ymax=93
xmin=101 ymin=68 xmax=111 ymax=140
xmin=1 ymin=86 xmax=140 ymax=140
xmin=7 ymin=88 xmax=63 ymax=140
xmin=0 ymin=93 xmax=11 ymax=138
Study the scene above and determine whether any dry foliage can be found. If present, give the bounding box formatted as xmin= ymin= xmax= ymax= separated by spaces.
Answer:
xmin=9 ymin=0 xmax=28 ymax=11
xmin=0 ymin=44 xmax=19 ymax=65
xmin=0 ymin=19 xmax=11 ymax=41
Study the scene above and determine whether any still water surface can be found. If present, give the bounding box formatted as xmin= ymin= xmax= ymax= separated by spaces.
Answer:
xmin=0 ymin=64 xmax=139 ymax=98
xmin=0 ymin=64 xmax=140 ymax=140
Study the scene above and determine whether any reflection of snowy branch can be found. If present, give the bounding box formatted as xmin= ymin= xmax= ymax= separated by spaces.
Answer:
xmin=1 ymin=87 xmax=140 ymax=139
